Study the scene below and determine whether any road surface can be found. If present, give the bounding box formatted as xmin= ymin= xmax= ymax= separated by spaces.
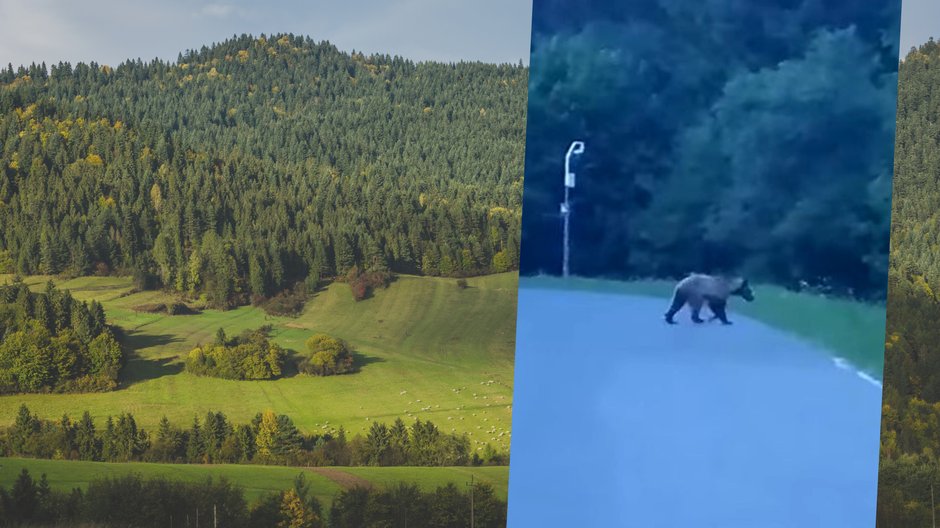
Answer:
xmin=506 ymin=285 xmax=883 ymax=528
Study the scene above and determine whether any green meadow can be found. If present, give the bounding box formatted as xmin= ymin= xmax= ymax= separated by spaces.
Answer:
xmin=0 ymin=457 xmax=508 ymax=506
xmin=0 ymin=273 xmax=517 ymax=452
xmin=520 ymin=275 xmax=886 ymax=379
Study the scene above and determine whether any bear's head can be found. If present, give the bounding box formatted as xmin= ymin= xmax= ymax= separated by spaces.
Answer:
xmin=731 ymin=278 xmax=755 ymax=302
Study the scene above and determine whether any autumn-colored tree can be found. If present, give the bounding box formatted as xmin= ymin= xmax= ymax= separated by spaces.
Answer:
xmin=278 ymin=489 xmax=320 ymax=528
xmin=255 ymin=410 xmax=279 ymax=460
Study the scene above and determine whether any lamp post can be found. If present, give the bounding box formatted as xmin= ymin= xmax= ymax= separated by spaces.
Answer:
xmin=562 ymin=140 xmax=585 ymax=278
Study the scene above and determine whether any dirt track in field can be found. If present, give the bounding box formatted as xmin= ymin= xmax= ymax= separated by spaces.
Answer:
xmin=305 ymin=467 xmax=373 ymax=490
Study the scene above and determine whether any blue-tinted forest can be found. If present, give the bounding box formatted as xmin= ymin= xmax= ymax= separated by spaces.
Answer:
xmin=521 ymin=0 xmax=900 ymax=301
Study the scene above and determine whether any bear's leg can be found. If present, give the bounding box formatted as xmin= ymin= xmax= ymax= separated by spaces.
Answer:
xmin=705 ymin=296 xmax=720 ymax=321
xmin=690 ymin=298 xmax=704 ymax=324
xmin=708 ymin=298 xmax=732 ymax=325
xmin=664 ymin=291 xmax=685 ymax=324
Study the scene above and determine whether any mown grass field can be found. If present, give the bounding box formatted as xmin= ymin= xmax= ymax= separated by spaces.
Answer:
xmin=0 ymin=457 xmax=508 ymax=506
xmin=520 ymin=275 xmax=886 ymax=379
xmin=0 ymin=273 xmax=517 ymax=452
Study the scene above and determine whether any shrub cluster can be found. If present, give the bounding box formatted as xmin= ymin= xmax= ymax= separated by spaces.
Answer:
xmin=345 ymin=266 xmax=392 ymax=302
xmin=132 ymin=301 xmax=198 ymax=315
xmin=185 ymin=327 xmax=285 ymax=380
xmin=186 ymin=327 xmax=363 ymax=380
xmin=298 ymin=334 xmax=355 ymax=376
xmin=258 ymin=284 xmax=309 ymax=316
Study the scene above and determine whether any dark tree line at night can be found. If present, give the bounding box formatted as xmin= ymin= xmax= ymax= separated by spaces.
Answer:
xmin=521 ymin=0 xmax=899 ymax=301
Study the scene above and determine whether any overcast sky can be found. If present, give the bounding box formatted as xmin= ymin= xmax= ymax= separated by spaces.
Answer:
xmin=0 ymin=0 xmax=533 ymax=68
xmin=901 ymin=0 xmax=939 ymax=56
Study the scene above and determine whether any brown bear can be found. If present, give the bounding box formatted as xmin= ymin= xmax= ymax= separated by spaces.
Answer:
xmin=664 ymin=273 xmax=754 ymax=325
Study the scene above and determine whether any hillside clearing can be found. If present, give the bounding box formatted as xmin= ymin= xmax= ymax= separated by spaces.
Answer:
xmin=0 ymin=273 xmax=518 ymax=452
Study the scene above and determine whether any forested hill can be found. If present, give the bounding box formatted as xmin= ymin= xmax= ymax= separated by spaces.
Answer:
xmin=882 ymin=37 xmax=940 ymax=415
xmin=0 ymin=33 xmax=527 ymax=307
xmin=882 ymin=39 xmax=940 ymax=453
xmin=889 ymin=38 xmax=940 ymax=287
xmin=878 ymin=39 xmax=940 ymax=526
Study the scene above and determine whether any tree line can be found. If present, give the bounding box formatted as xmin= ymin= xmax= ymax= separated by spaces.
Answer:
xmin=0 ymin=33 xmax=526 ymax=309
xmin=520 ymin=0 xmax=899 ymax=300
xmin=0 ymin=468 xmax=507 ymax=528
xmin=875 ymin=38 xmax=940 ymax=527
xmin=3 ymin=405 xmax=509 ymax=468
xmin=0 ymin=279 xmax=123 ymax=393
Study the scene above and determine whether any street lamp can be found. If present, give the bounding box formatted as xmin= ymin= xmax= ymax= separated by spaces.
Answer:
xmin=562 ymin=141 xmax=585 ymax=278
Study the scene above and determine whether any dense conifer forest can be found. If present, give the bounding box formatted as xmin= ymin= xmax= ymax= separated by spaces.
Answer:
xmin=520 ymin=0 xmax=899 ymax=300
xmin=877 ymin=38 xmax=940 ymax=526
xmin=0 ymin=33 xmax=527 ymax=308
xmin=0 ymin=468 xmax=507 ymax=527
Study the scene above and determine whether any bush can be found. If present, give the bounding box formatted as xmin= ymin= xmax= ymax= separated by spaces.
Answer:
xmin=132 ymin=302 xmax=197 ymax=315
xmin=261 ymin=285 xmax=308 ymax=316
xmin=346 ymin=266 xmax=393 ymax=301
xmin=94 ymin=262 xmax=111 ymax=276
xmin=166 ymin=302 xmax=197 ymax=315
xmin=298 ymin=333 xmax=356 ymax=376
xmin=185 ymin=327 xmax=286 ymax=380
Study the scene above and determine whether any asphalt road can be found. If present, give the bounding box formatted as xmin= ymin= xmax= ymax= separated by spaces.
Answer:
xmin=506 ymin=285 xmax=883 ymax=528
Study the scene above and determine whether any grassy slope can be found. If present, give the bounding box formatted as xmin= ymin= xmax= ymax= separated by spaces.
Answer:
xmin=0 ymin=457 xmax=508 ymax=505
xmin=520 ymin=275 xmax=886 ymax=379
xmin=0 ymin=273 xmax=517 ymax=452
